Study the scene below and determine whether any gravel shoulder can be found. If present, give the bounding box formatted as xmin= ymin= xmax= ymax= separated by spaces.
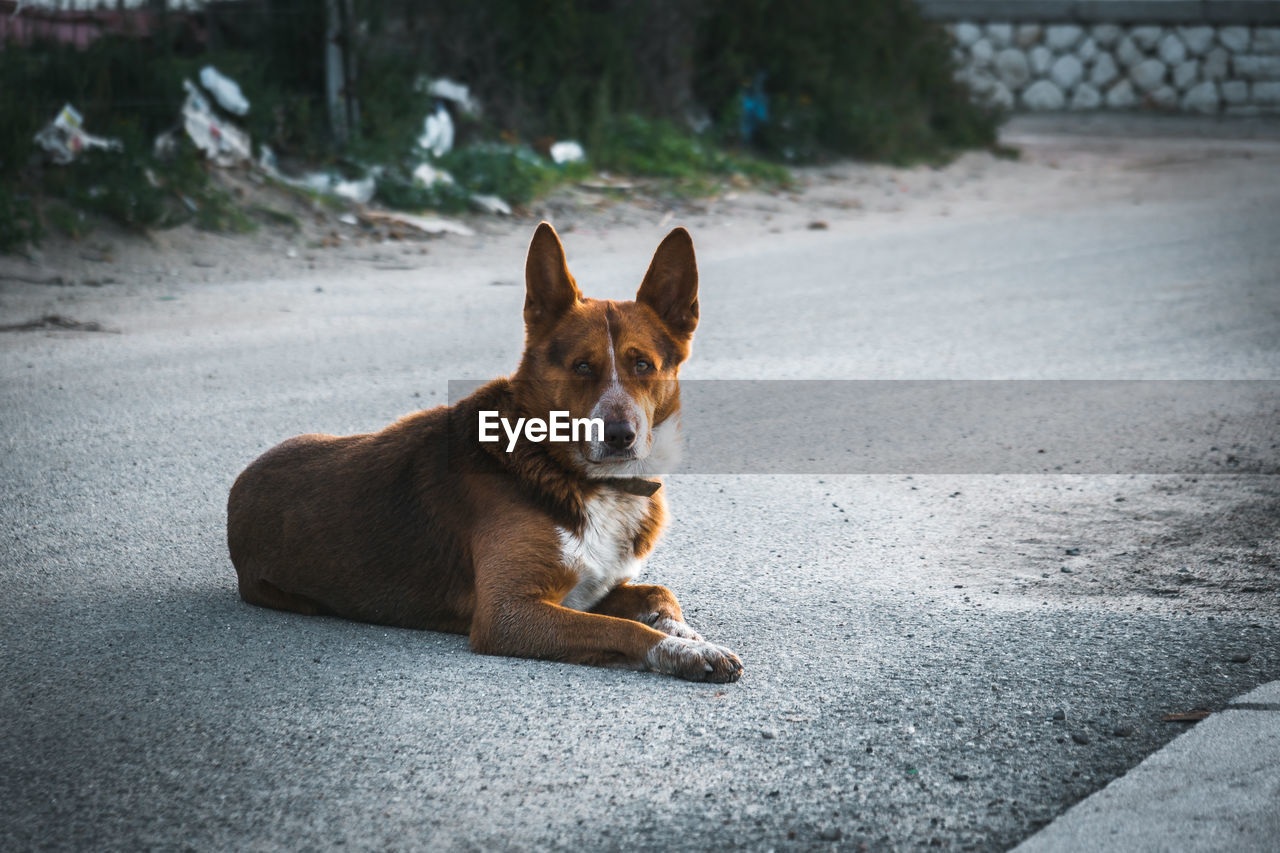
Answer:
xmin=6 ymin=112 xmax=1280 ymax=316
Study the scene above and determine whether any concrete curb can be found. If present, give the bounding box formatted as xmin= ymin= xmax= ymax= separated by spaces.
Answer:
xmin=1012 ymin=680 xmax=1280 ymax=852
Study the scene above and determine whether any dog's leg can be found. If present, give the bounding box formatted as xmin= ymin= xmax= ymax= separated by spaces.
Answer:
xmin=469 ymin=557 xmax=740 ymax=682
xmin=472 ymin=597 xmax=740 ymax=682
xmin=591 ymin=583 xmax=704 ymax=640
xmin=469 ymin=513 xmax=742 ymax=682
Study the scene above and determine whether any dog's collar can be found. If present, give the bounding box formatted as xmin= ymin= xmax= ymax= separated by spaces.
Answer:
xmin=601 ymin=477 xmax=662 ymax=497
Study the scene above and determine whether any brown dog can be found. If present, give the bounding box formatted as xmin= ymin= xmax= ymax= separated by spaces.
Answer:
xmin=227 ymin=223 xmax=742 ymax=682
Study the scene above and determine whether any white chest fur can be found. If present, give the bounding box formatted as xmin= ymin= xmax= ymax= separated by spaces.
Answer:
xmin=558 ymin=489 xmax=650 ymax=611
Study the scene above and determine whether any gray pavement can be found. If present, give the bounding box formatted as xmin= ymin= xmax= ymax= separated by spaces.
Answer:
xmin=2 ymin=118 xmax=1279 ymax=850
xmin=1015 ymin=680 xmax=1280 ymax=852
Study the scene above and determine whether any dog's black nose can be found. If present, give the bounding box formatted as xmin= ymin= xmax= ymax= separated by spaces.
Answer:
xmin=603 ymin=420 xmax=637 ymax=451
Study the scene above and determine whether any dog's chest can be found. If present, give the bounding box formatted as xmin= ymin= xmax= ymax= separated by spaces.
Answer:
xmin=558 ymin=490 xmax=649 ymax=611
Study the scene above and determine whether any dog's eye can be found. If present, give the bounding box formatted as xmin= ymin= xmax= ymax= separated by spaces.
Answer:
xmin=635 ymin=359 xmax=652 ymax=373
xmin=574 ymin=361 xmax=592 ymax=375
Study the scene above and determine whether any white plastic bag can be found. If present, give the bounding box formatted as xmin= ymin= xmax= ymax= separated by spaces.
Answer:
xmin=549 ymin=140 xmax=586 ymax=165
xmin=199 ymin=65 xmax=250 ymax=116
xmin=412 ymin=163 xmax=455 ymax=187
xmin=418 ymin=104 xmax=455 ymax=158
xmin=182 ymin=80 xmax=251 ymax=166
xmin=33 ymin=104 xmax=123 ymax=164
xmin=421 ymin=77 xmax=480 ymax=115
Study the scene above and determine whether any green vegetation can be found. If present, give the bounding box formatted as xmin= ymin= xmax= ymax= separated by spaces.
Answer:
xmin=1 ymin=0 xmax=996 ymax=252
xmin=590 ymin=115 xmax=790 ymax=193
xmin=404 ymin=0 xmax=996 ymax=163
xmin=442 ymin=145 xmax=584 ymax=205
xmin=0 ymin=185 xmax=41 ymax=250
xmin=0 ymin=38 xmax=268 ymax=249
xmin=694 ymin=0 xmax=997 ymax=163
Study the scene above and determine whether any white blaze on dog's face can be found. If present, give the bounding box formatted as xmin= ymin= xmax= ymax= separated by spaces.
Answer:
xmin=513 ymin=222 xmax=699 ymax=477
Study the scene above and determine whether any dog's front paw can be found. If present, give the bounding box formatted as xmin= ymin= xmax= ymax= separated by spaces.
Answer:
xmin=652 ymin=615 xmax=703 ymax=641
xmin=646 ymin=636 xmax=743 ymax=683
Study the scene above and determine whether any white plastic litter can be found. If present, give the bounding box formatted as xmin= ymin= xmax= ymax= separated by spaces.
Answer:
xmin=412 ymin=163 xmax=455 ymax=187
xmin=182 ymin=79 xmax=251 ymax=166
xmin=257 ymin=144 xmax=282 ymax=175
xmin=297 ymin=172 xmax=375 ymax=204
xmin=330 ymin=176 xmax=375 ymax=204
xmin=199 ymin=65 xmax=250 ymax=116
xmin=470 ymin=193 xmax=511 ymax=215
xmin=257 ymin=144 xmax=374 ymax=204
xmin=33 ymin=104 xmax=123 ymax=164
xmin=418 ymin=104 xmax=454 ymax=157
xmin=422 ymin=77 xmax=480 ymax=115
xmin=549 ymin=140 xmax=586 ymax=165
xmin=152 ymin=129 xmax=179 ymax=159
xmin=360 ymin=210 xmax=475 ymax=237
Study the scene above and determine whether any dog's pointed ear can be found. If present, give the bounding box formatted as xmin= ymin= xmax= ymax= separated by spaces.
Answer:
xmin=636 ymin=227 xmax=698 ymax=339
xmin=525 ymin=222 xmax=581 ymax=329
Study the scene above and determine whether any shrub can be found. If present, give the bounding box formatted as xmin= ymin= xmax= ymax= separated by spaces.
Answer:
xmin=694 ymin=0 xmax=996 ymax=162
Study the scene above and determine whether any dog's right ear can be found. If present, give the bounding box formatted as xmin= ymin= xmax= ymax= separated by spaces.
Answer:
xmin=524 ymin=222 xmax=582 ymax=329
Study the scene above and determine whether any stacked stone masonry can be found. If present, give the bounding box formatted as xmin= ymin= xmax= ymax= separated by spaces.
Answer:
xmin=947 ymin=23 xmax=1280 ymax=113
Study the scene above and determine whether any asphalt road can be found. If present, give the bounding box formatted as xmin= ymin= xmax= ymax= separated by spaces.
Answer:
xmin=3 ymin=119 xmax=1279 ymax=851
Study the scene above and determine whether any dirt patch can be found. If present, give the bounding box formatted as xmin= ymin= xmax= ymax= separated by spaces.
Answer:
xmin=0 ymin=314 xmax=110 ymax=333
xmin=1006 ymin=476 xmax=1280 ymax=614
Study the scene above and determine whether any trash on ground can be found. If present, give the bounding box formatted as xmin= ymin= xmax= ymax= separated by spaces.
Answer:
xmin=579 ymin=179 xmax=635 ymax=193
xmin=419 ymin=77 xmax=480 ymax=115
xmin=412 ymin=162 xmax=455 ymax=187
xmin=300 ymin=172 xmax=375 ymax=204
xmin=1162 ymin=710 xmax=1211 ymax=722
xmin=198 ymin=65 xmax=250 ymax=116
xmin=469 ymin=193 xmax=511 ymax=215
xmin=257 ymin=145 xmax=375 ymax=204
xmin=338 ymin=213 xmax=359 ymax=226
xmin=358 ymin=210 xmax=475 ymax=237
xmin=182 ymin=80 xmax=251 ymax=166
xmin=549 ymin=140 xmax=586 ymax=165
xmin=152 ymin=129 xmax=180 ymax=159
xmin=418 ymin=104 xmax=455 ymax=157
xmin=33 ymin=104 xmax=123 ymax=164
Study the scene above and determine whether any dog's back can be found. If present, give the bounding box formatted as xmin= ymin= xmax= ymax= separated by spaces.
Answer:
xmin=229 ymin=403 xmax=478 ymax=632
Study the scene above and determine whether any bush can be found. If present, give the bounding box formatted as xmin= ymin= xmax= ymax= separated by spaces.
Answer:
xmin=0 ymin=186 xmax=41 ymax=252
xmin=694 ymin=0 xmax=996 ymax=162
xmin=387 ymin=0 xmax=995 ymax=164
xmin=0 ymin=0 xmax=995 ymax=247
xmin=590 ymin=114 xmax=787 ymax=184
xmin=439 ymin=144 xmax=572 ymax=205
xmin=0 ymin=30 xmax=294 ymax=244
xmin=373 ymin=168 xmax=472 ymax=213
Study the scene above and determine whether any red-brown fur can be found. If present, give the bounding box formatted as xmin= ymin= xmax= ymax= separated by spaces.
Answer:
xmin=227 ymin=223 xmax=742 ymax=682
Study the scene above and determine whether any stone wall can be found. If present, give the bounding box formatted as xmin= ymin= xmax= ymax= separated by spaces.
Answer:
xmin=918 ymin=0 xmax=1280 ymax=115
xmin=946 ymin=22 xmax=1280 ymax=113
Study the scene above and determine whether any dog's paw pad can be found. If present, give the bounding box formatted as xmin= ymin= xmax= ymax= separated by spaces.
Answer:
xmin=647 ymin=636 xmax=743 ymax=683
xmin=652 ymin=615 xmax=703 ymax=641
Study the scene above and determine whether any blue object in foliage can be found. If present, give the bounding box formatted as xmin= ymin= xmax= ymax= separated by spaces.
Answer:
xmin=739 ymin=72 xmax=769 ymax=142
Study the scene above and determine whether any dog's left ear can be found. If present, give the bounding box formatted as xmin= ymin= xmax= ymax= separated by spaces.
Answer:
xmin=636 ymin=227 xmax=699 ymax=339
